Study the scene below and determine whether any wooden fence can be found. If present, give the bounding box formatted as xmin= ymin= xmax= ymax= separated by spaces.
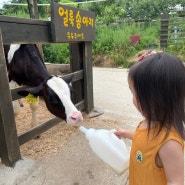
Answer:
xmin=160 ymin=13 xmax=185 ymax=49
xmin=0 ymin=3 xmax=95 ymax=167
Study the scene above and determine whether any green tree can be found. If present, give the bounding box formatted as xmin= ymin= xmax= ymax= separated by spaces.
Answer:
xmin=81 ymin=0 xmax=185 ymax=24
xmin=1 ymin=0 xmax=77 ymax=18
xmin=3 ymin=0 xmax=29 ymax=16
xmin=124 ymin=0 xmax=185 ymax=20
xmin=2 ymin=0 xmax=185 ymax=20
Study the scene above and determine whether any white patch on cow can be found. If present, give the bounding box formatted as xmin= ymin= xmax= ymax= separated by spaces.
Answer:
xmin=8 ymin=44 xmax=21 ymax=64
xmin=47 ymin=76 xmax=78 ymax=115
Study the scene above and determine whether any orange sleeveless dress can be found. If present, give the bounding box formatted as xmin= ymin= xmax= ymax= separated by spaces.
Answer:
xmin=129 ymin=121 xmax=184 ymax=185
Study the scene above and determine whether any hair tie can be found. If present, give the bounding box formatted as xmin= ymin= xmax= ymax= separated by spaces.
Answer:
xmin=138 ymin=50 xmax=157 ymax=61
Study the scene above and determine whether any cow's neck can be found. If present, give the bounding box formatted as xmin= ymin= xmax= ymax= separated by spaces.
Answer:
xmin=10 ymin=67 xmax=51 ymax=87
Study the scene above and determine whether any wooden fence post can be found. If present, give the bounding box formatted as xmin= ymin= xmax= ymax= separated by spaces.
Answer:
xmin=69 ymin=43 xmax=84 ymax=105
xmin=160 ymin=13 xmax=169 ymax=49
xmin=27 ymin=0 xmax=39 ymax=19
xmin=27 ymin=0 xmax=44 ymax=57
xmin=70 ymin=42 xmax=94 ymax=113
xmin=83 ymin=42 xmax=94 ymax=113
xmin=0 ymin=29 xmax=21 ymax=166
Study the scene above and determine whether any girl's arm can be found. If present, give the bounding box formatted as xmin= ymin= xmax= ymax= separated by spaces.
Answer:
xmin=159 ymin=140 xmax=184 ymax=185
xmin=114 ymin=128 xmax=135 ymax=140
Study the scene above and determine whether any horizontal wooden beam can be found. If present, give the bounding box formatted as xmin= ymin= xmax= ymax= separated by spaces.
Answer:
xmin=10 ymin=70 xmax=84 ymax=101
xmin=18 ymin=100 xmax=85 ymax=145
xmin=18 ymin=117 xmax=62 ymax=145
xmin=0 ymin=16 xmax=52 ymax=44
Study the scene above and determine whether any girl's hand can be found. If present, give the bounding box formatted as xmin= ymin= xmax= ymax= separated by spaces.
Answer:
xmin=114 ymin=128 xmax=127 ymax=139
xmin=114 ymin=128 xmax=135 ymax=140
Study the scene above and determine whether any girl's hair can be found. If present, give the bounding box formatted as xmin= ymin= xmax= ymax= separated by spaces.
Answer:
xmin=128 ymin=52 xmax=185 ymax=140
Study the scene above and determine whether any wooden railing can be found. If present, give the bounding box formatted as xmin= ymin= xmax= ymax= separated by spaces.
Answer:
xmin=0 ymin=3 xmax=95 ymax=166
xmin=160 ymin=13 xmax=185 ymax=49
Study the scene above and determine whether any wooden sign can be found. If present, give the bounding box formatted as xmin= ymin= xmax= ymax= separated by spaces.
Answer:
xmin=50 ymin=3 xmax=95 ymax=42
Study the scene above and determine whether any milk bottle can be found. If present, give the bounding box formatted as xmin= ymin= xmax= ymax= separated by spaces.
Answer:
xmin=79 ymin=126 xmax=130 ymax=174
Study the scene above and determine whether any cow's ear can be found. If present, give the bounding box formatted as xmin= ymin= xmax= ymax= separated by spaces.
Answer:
xmin=17 ymin=84 xmax=43 ymax=97
xmin=62 ymin=75 xmax=73 ymax=84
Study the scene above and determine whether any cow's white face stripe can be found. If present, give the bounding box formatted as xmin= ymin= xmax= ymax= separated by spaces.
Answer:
xmin=8 ymin=44 xmax=21 ymax=64
xmin=47 ymin=76 xmax=77 ymax=115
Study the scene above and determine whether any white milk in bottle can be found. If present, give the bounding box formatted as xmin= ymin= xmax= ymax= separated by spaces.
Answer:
xmin=79 ymin=126 xmax=130 ymax=174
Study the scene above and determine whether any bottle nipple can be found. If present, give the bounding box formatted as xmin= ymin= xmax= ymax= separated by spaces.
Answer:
xmin=79 ymin=126 xmax=88 ymax=134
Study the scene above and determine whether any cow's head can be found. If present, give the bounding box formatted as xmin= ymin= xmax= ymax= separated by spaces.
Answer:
xmin=17 ymin=76 xmax=83 ymax=125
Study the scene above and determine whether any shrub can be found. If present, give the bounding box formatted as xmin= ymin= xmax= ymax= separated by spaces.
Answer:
xmin=166 ymin=45 xmax=185 ymax=62
xmin=93 ymin=21 xmax=160 ymax=67
xmin=43 ymin=44 xmax=70 ymax=64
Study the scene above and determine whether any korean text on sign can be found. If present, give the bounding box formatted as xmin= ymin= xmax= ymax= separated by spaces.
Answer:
xmin=58 ymin=7 xmax=94 ymax=29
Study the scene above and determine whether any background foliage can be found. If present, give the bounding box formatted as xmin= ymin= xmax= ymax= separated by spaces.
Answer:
xmin=1 ymin=0 xmax=185 ymax=66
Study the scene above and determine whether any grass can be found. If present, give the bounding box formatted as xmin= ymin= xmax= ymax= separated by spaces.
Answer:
xmin=93 ymin=21 xmax=161 ymax=67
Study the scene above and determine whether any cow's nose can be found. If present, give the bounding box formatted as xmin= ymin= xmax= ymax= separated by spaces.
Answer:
xmin=67 ymin=111 xmax=83 ymax=124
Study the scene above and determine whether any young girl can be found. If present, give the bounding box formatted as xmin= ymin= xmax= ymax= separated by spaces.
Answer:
xmin=115 ymin=52 xmax=185 ymax=185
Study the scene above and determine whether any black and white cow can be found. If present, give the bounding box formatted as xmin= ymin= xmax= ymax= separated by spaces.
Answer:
xmin=4 ymin=44 xmax=83 ymax=125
